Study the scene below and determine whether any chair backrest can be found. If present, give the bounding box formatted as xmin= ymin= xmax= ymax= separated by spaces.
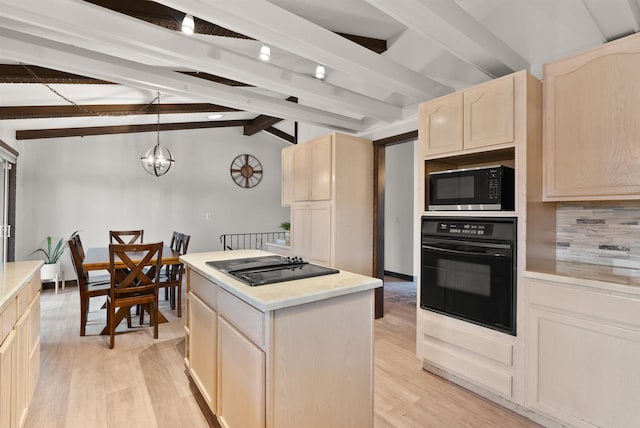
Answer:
xmin=169 ymin=231 xmax=181 ymax=252
xmin=68 ymin=238 xmax=89 ymax=290
xmin=179 ymin=233 xmax=191 ymax=255
xmin=109 ymin=230 xmax=144 ymax=245
xmin=108 ymin=242 xmax=162 ymax=299
xmin=72 ymin=234 xmax=85 ymax=261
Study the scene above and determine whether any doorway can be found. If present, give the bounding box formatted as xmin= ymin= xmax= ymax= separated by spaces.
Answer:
xmin=373 ymin=131 xmax=417 ymax=318
xmin=0 ymin=140 xmax=18 ymax=263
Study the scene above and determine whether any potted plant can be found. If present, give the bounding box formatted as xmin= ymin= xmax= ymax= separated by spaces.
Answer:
xmin=279 ymin=222 xmax=291 ymax=246
xmin=31 ymin=232 xmax=77 ymax=282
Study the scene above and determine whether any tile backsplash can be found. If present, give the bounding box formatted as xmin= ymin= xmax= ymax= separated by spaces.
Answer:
xmin=557 ymin=202 xmax=640 ymax=269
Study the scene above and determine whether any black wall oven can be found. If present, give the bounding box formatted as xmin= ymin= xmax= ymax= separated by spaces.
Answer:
xmin=420 ymin=217 xmax=517 ymax=335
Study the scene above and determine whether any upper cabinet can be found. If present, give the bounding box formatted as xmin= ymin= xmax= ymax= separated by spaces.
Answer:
xmin=464 ymin=76 xmax=514 ymax=150
xmin=543 ymin=32 xmax=640 ymax=201
xmin=419 ymin=92 xmax=463 ymax=156
xmin=420 ymin=74 xmax=514 ymax=158
xmin=291 ymin=135 xmax=332 ymax=202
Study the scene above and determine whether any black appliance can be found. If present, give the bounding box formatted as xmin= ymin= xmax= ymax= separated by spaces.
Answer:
xmin=428 ymin=165 xmax=514 ymax=211
xmin=420 ymin=217 xmax=516 ymax=335
xmin=206 ymin=255 xmax=339 ymax=287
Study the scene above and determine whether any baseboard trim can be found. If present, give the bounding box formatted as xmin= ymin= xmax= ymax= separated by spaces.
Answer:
xmin=383 ymin=270 xmax=413 ymax=282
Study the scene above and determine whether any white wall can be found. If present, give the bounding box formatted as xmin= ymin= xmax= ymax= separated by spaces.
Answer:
xmin=17 ymin=126 xmax=290 ymax=279
xmin=384 ymin=141 xmax=415 ymax=277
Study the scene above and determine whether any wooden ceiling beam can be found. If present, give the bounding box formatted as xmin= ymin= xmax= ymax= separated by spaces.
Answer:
xmin=0 ymin=64 xmax=250 ymax=86
xmin=264 ymin=127 xmax=296 ymax=145
xmin=15 ymin=119 xmax=250 ymax=140
xmin=243 ymin=96 xmax=296 ymax=136
xmin=0 ymin=103 xmax=240 ymax=120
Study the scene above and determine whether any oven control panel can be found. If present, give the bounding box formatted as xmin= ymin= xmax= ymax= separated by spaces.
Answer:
xmin=437 ymin=221 xmax=494 ymax=236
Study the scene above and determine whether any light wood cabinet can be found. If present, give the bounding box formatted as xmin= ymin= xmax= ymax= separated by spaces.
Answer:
xmin=464 ymin=75 xmax=514 ymax=149
xmin=280 ymin=148 xmax=293 ymax=206
xmin=420 ymin=74 xmax=514 ymax=157
xmin=0 ymin=330 xmax=15 ymax=428
xmin=286 ymin=132 xmax=373 ymax=276
xmin=543 ymin=32 xmax=640 ymax=200
xmin=526 ymin=275 xmax=640 ymax=427
xmin=291 ymin=202 xmax=331 ymax=266
xmin=0 ymin=264 xmax=41 ymax=428
xmin=188 ymin=292 xmax=217 ymax=413
xmin=184 ymin=259 xmax=377 ymax=428
xmin=291 ymin=135 xmax=332 ymax=202
xmin=419 ymin=92 xmax=463 ymax=156
xmin=217 ymin=317 xmax=265 ymax=428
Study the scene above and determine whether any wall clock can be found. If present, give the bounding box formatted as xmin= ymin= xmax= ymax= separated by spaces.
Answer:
xmin=230 ymin=154 xmax=263 ymax=188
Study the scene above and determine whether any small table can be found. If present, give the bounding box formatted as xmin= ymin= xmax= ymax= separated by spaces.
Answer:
xmin=83 ymin=245 xmax=181 ymax=335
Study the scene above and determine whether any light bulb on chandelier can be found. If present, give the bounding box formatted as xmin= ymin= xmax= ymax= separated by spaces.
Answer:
xmin=140 ymin=92 xmax=175 ymax=177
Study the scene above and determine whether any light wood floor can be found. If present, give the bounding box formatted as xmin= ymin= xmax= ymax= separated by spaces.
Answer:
xmin=25 ymin=281 xmax=540 ymax=428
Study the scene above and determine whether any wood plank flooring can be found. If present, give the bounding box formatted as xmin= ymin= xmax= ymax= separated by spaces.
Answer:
xmin=25 ymin=281 xmax=540 ymax=428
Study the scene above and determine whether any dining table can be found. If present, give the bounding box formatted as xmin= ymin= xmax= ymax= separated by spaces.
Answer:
xmin=82 ymin=244 xmax=181 ymax=335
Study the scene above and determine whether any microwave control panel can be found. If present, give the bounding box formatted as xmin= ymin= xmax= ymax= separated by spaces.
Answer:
xmin=487 ymin=168 xmax=501 ymax=200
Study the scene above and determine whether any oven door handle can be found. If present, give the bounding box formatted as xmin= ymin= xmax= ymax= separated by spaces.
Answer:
xmin=422 ymin=244 xmax=509 ymax=258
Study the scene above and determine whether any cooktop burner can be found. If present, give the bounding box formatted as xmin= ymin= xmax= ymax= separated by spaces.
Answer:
xmin=206 ymin=255 xmax=340 ymax=286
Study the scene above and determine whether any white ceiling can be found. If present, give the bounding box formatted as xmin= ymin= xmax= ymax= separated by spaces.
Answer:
xmin=0 ymin=0 xmax=638 ymax=142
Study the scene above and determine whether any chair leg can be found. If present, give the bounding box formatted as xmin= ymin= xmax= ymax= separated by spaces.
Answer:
xmin=152 ymin=299 xmax=158 ymax=339
xmin=80 ymin=295 xmax=87 ymax=336
xmin=169 ymin=287 xmax=176 ymax=310
xmin=177 ymin=285 xmax=182 ymax=318
xmin=126 ymin=306 xmax=132 ymax=329
xmin=108 ymin=301 xmax=115 ymax=349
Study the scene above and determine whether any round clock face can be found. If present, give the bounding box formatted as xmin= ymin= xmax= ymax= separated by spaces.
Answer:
xmin=230 ymin=154 xmax=263 ymax=188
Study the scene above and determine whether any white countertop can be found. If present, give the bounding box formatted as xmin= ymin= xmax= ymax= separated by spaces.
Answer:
xmin=0 ymin=260 xmax=43 ymax=312
xmin=181 ymin=249 xmax=382 ymax=312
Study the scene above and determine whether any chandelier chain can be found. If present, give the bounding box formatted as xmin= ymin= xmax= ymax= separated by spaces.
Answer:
xmin=20 ymin=63 xmax=160 ymax=116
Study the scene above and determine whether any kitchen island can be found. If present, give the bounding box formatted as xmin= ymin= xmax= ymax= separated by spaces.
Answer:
xmin=180 ymin=250 xmax=382 ymax=428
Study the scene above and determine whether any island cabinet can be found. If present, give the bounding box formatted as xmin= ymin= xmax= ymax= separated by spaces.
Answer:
xmin=283 ymin=132 xmax=373 ymax=276
xmin=525 ymin=272 xmax=640 ymax=427
xmin=0 ymin=261 xmax=42 ymax=428
xmin=420 ymin=73 xmax=514 ymax=158
xmin=543 ymin=32 xmax=640 ymax=201
xmin=182 ymin=250 xmax=380 ymax=428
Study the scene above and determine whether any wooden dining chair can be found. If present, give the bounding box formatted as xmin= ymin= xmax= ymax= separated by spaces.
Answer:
xmin=109 ymin=229 xmax=144 ymax=244
xmin=158 ymin=233 xmax=190 ymax=317
xmin=68 ymin=237 xmax=111 ymax=336
xmin=107 ymin=242 xmax=162 ymax=349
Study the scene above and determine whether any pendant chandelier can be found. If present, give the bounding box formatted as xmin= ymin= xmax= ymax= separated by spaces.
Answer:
xmin=140 ymin=92 xmax=175 ymax=177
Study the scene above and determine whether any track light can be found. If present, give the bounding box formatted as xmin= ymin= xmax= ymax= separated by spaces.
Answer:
xmin=182 ymin=14 xmax=195 ymax=35
xmin=315 ymin=64 xmax=326 ymax=80
xmin=208 ymin=113 xmax=224 ymax=120
xmin=259 ymin=44 xmax=271 ymax=61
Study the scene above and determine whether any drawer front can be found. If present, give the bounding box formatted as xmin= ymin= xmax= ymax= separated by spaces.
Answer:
xmin=1 ymin=299 xmax=16 ymax=344
xmin=217 ymin=288 xmax=265 ymax=347
xmin=190 ymin=270 xmax=217 ymax=310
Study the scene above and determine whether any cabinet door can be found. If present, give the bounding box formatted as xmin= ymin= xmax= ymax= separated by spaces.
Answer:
xmin=292 ymin=145 xmax=310 ymax=201
xmin=464 ymin=75 xmax=514 ymax=150
xmin=188 ymin=292 xmax=217 ymax=413
xmin=15 ymin=310 xmax=29 ymax=428
xmin=291 ymin=205 xmax=310 ymax=259
xmin=217 ymin=317 xmax=265 ymax=428
xmin=281 ymin=147 xmax=293 ymax=206
xmin=309 ymin=205 xmax=331 ymax=265
xmin=291 ymin=136 xmax=332 ymax=201
xmin=543 ymin=35 xmax=640 ymax=200
xmin=0 ymin=330 xmax=15 ymax=428
xmin=308 ymin=135 xmax=332 ymax=200
xmin=419 ymin=92 xmax=463 ymax=156
xmin=28 ymin=295 xmax=40 ymax=402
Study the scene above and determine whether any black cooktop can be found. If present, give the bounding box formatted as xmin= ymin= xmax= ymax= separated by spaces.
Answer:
xmin=206 ymin=256 xmax=340 ymax=287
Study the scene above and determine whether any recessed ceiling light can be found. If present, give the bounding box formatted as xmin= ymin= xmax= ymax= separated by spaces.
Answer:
xmin=315 ymin=65 xmax=326 ymax=80
xmin=182 ymin=14 xmax=195 ymax=35
xmin=208 ymin=113 xmax=224 ymax=120
xmin=259 ymin=44 xmax=271 ymax=61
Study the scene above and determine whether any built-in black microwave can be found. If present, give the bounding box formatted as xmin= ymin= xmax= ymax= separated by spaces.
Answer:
xmin=428 ymin=165 xmax=514 ymax=211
